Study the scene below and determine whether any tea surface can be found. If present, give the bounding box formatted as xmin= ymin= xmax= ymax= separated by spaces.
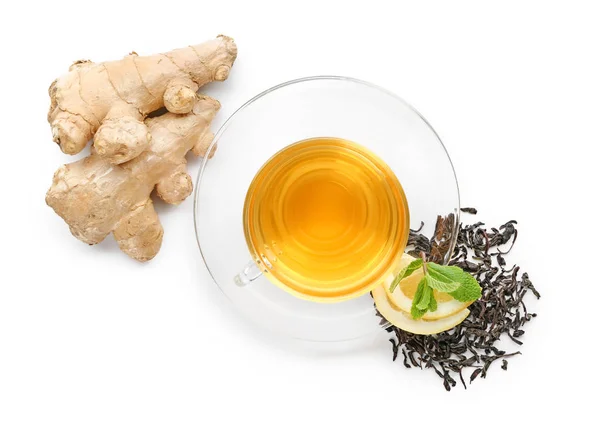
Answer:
xmin=243 ymin=137 xmax=409 ymax=301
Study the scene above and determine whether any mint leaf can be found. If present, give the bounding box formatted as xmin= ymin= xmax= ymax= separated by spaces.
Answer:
xmin=410 ymin=278 xmax=428 ymax=319
xmin=427 ymin=263 xmax=482 ymax=302
xmin=428 ymin=263 xmax=472 ymax=283
xmin=416 ymin=283 xmax=432 ymax=310
xmin=390 ymin=259 xmax=423 ymax=292
xmin=428 ymin=293 xmax=438 ymax=312
xmin=449 ymin=273 xmax=482 ymax=302
xmin=425 ymin=270 xmax=461 ymax=293
xmin=411 ymin=305 xmax=427 ymax=319
xmin=410 ymin=306 xmax=427 ymax=319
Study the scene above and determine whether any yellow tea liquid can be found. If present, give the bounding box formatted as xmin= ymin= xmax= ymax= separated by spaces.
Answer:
xmin=243 ymin=137 xmax=409 ymax=302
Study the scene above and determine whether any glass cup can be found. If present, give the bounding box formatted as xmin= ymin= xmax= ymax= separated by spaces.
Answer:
xmin=194 ymin=76 xmax=460 ymax=342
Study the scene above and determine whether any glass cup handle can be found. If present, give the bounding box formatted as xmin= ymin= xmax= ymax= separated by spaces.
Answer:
xmin=234 ymin=260 xmax=263 ymax=286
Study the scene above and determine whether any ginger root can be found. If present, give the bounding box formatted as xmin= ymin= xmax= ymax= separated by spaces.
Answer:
xmin=48 ymin=35 xmax=236 ymax=163
xmin=46 ymin=95 xmax=220 ymax=262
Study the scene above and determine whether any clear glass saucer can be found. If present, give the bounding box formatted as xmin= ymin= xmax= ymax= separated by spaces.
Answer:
xmin=194 ymin=76 xmax=460 ymax=342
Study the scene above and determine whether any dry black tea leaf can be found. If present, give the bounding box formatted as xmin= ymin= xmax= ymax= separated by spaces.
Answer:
xmin=379 ymin=209 xmax=540 ymax=391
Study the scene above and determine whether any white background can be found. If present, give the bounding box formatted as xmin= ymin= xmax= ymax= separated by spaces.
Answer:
xmin=0 ymin=1 xmax=597 ymax=424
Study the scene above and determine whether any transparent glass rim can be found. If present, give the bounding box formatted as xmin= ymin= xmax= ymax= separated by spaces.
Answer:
xmin=193 ymin=75 xmax=461 ymax=338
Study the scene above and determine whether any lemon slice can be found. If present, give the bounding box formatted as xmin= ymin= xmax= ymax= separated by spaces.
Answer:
xmin=384 ymin=254 xmax=471 ymax=320
xmin=373 ymin=285 xmax=469 ymax=335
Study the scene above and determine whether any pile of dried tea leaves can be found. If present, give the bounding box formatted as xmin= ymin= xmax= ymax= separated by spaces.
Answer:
xmin=378 ymin=208 xmax=540 ymax=391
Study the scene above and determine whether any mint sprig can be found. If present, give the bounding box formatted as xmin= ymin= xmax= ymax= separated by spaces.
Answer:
xmin=390 ymin=254 xmax=482 ymax=319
